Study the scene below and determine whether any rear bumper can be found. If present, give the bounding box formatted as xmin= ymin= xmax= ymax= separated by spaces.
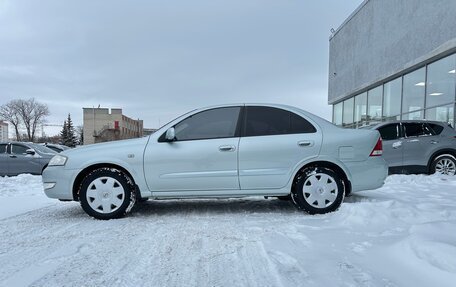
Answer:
xmin=344 ymin=156 xmax=388 ymax=192
xmin=42 ymin=166 xmax=80 ymax=200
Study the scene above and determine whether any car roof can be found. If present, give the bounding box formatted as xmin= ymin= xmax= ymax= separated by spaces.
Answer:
xmin=367 ymin=120 xmax=449 ymax=129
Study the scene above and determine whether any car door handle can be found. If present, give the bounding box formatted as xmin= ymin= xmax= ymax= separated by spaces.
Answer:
xmin=430 ymin=140 xmax=439 ymax=144
xmin=219 ymin=145 xmax=236 ymax=152
xmin=407 ymin=139 xmax=419 ymax=143
xmin=298 ymin=140 xmax=313 ymax=147
xmin=9 ymin=155 xmax=17 ymax=158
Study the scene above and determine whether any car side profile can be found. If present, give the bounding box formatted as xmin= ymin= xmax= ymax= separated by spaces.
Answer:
xmin=42 ymin=104 xmax=388 ymax=219
xmin=0 ymin=142 xmax=57 ymax=176
xmin=363 ymin=121 xmax=456 ymax=175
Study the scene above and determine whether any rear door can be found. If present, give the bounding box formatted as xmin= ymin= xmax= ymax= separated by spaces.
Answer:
xmin=238 ymin=106 xmax=322 ymax=190
xmin=377 ymin=123 xmax=403 ymax=169
xmin=402 ymin=123 xmax=437 ymax=167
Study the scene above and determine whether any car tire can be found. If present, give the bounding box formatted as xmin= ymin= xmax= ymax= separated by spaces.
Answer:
xmin=79 ymin=168 xmax=136 ymax=220
xmin=430 ymin=154 xmax=456 ymax=176
xmin=291 ymin=166 xmax=345 ymax=214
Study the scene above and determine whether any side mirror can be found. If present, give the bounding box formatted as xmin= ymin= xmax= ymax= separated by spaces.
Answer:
xmin=25 ymin=148 xmax=36 ymax=155
xmin=165 ymin=127 xmax=176 ymax=142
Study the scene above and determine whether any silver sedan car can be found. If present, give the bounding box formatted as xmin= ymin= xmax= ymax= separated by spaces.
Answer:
xmin=42 ymin=104 xmax=388 ymax=219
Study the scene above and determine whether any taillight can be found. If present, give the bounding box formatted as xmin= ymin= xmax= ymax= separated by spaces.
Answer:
xmin=370 ymin=137 xmax=383 ymax=156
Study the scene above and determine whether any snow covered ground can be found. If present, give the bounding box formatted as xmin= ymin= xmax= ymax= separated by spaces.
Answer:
xmin=0 ymin=174 xmax=455 ymax=287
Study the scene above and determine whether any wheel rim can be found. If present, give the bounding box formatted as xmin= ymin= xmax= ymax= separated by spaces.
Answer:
xmin=435 ymin=158 xmax=456 ymax=176
xmin=302 ymin=173 xmax=339 ymax=208
xmin=86 ymin=177 xmax=125 ymax=213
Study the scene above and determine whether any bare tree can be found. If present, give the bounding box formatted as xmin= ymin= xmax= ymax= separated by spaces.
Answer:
xmin=15 ymin=98 xmax=49 ymax=142
xmin=0 ymin=98 xmax=49 ymax=142
xmin=0 ymin=100 xmax=22 ymax=141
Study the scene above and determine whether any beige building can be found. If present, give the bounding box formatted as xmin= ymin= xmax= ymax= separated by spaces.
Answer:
xmin=0 ymin=121 xmax=8 ymax=142
xmin=83 ymin=108 xmax=143 ymax=145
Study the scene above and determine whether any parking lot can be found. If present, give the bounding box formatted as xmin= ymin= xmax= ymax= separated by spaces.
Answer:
xmin=1 ymin=174 xmax=456 ymax=287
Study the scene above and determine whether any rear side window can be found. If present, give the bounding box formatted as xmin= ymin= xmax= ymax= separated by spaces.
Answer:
xmin=428 ymin=123 xmax=444 ymax=135
xmin=173 ymin=107 xmax=241 ymax=141
xmin=244 ymin=106 xmax=316 ymax=137
xmin=403 ymin=123 xmax=433 ymax=137
xmin=378 ymin=124 xmax=400 ymax=141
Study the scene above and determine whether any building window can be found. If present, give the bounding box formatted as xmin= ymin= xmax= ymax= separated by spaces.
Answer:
xmin=426 ymin=54 xmax=456 ymax=108
xmin=333 ymin=102 xmax=343 ymax=126
xmin=367 ymin=86 xmax=382 ymax=122
xmin=383 ymin=77 xmax=402 ymax=120
xmin=402 ymin=67 xmax=425 ymax=114
xmin=425 ymin=104 xmax=454 ymax=128
xmin=402 ymin=110 xmax=423 ymax=120
xmin=354 ymin=92 xmax=367 ymax=127
xmin=343 ymin=97 xmax=354 ymax=127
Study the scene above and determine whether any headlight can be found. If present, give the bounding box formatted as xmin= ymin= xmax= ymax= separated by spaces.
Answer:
xmin=48 ymin=154 xmax=68 ymax=166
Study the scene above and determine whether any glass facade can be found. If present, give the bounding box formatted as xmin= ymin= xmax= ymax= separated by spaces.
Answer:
xmin=333 ymin=52 xmax=456 ymax=129
xmin=342 ymin=97 xmax=354 ymax=127
xmin=333 ymin=102 xmax=343 ymax=126
xmin=354 ymin=92 xmax=367 ymax=127
xmin=367 ymin=86 xmax=382 ymax=122
xmin=383 ymin=77 xmax=401 ymax=120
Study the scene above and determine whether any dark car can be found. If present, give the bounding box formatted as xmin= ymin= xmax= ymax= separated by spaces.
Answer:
xmin=0 ymin=142 xmax=57 ymax=176
xmin=362 ymin=121 xmax=456 ymax=175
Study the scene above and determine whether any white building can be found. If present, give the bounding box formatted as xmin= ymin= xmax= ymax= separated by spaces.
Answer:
xmin=329 ymin=0 xmax=456 ymax=128
xmin=0 ymin=121 xmax=8 ymax=142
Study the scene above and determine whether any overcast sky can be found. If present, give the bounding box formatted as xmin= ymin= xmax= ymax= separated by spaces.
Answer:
xmin=0 ymin=0 xmax=362 ymax=135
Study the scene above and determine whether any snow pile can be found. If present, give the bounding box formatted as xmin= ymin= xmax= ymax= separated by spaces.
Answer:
xmin=0 ymin=174 xmax=455 ymax=286
xmin=0 ymin=174 xmax=54 ymax=219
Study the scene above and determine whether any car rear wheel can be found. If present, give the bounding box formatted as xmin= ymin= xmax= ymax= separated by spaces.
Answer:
xmin=291 ymin=167 xmax=345 ymax=214
xmin=431 ymin=155 xmax=456 ymax=176
xmin=79 ymin=168 xmax=136 ymax=220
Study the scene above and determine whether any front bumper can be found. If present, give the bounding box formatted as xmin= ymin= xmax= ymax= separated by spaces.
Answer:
xmin=42 ymin=166 xmax=81 ymax=200
xmin=344 ymin=156 xmax=388 ymax=192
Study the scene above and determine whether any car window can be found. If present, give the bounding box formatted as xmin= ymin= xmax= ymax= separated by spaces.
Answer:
xmin=0 ymin=144 xmax=7 ymax=154
xmin=428 ymin=123 xmax=444 ymax=135
xmin=403 ymin=123 xmax=434 ymax=137
xmin=173 ymin=107 xmax=241 ymax=141
xmin=378 ymin=124 xmax=400 ymax=141
xmin=11 ymin=144 xmax=29 ymax=155
xmin=244 ymin=106 xmax=316 ymax=137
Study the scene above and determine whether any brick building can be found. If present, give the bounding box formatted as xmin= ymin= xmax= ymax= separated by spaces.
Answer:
xmin=83 ymin=108 xmax=143 ymax=145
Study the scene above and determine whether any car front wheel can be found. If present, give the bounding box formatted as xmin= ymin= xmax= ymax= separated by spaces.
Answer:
xmin=431 ymin=154 xmax=456 ymax=176
xmin=291 ymin=167 xmax=345 ymax=214
xmin=79 ymin=168 xmax=136 ymax=220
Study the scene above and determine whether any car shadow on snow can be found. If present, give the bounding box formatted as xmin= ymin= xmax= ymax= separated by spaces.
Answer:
xmin=132 ymin=197 xmax=300 ymax=217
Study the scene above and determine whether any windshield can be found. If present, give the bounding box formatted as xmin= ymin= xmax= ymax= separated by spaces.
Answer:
xmin=31 ymin=144 xmax=57 ymax=155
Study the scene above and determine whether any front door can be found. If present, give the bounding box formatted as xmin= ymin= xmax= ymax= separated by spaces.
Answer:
xmin=8 ymin=143 xmax=43 ymax=175
xmin=144 ymin=106 xmax=242 ymax=192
